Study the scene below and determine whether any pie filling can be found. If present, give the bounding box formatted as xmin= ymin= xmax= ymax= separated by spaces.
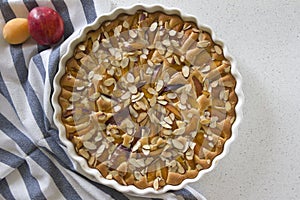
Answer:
xmin=59 ymin=10 xmax=237 ymax=190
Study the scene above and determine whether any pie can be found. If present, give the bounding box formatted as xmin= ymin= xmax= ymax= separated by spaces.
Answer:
xmin=58 ymin=10 xmax=238 ymax=190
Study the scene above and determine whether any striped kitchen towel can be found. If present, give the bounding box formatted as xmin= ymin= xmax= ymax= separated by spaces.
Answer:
xmin=0 ymin=0 xmax=206 ymax=199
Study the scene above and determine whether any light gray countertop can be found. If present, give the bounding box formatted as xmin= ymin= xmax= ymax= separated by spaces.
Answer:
xmin=110 ymin=0 xmax=300 ymax=199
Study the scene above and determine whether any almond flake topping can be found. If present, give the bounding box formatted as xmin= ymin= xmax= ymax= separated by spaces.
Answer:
xmin=60 ymin=10 xmax=237 ymax=191
xmin=182 ymin=65 xmax=190 ymax=78
xmin=129 ymin=29 xmax=137 ymax=38
xmin=126 ymin=73 xmax=135 ymax=83
xmin=150 ymin=22 xmax=158 ymax=32
xmin=169 ymin=29 xmax=177 ymax=36
xmin=156 ymin=80 xmax=164 ymax=92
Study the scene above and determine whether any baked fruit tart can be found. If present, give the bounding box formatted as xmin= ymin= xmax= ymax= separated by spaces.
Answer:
xmin=56 ymin=7 xmax=239 ymax=191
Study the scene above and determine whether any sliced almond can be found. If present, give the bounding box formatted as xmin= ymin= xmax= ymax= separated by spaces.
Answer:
xmin=129 ymin=29 xmax=137 ymax=38
xmin=149 ymin=96 xmax=157 ymax=107
xmin=126 ymin=73 xmax=135 ymax=83
xmin=183 ymin=23 xmax=192 ymax=30
xmin=66 ymin=104 xmax=74 ymax=111
xmin=88 ymin=156 xmax=96 ymax=166
xmin=146 ymin=67 xmax=154 ymax=75
xmin=158 ymin=100 xmax=168 ymax=105
xmin=153 ymin=177 xmax=160 ymax=190
xmin=211 ymin=80 xmax=219 ymax=88
xmin=147 ymin=87 xmax=157 ymax=95
xmin=197 ymin=40 xmax=210 ymax=48
xmin=201 ymin=65 xmax=211 ymax=73
xmin=166 ymin=57 xmax=173 ymax=64
xmin=182 ymin=65 xmax=190 ymax=78
xmin=162 ymin=39 xmax=171 ymax=47
xmin=177 ymin=162 xmax=185 ymax=174
xmin=78 ymin=44 xmax=86 ymax=51
xmin=160 ymin=121 xmax=172 ymax=129
xmin=93 ymin=74 xmax=103 ymax=81
xmin=167 ymin=93 xmax=177 ymax=99
xmin=114 ymin=25 xmax=122 ymax=37
xmin=106 ymin=67 xmax=114 ymax=75
xmin=196 ymin=164 xmax=203 ymax=170
xmin=136 ymin=101 xmax=147 ymax=110
xmin=173 ymin=55 xmax=180 ymax=65
xmin=92 ymin=40 xmax=100 ymax=52
xmin=147 ymin=59 xmax=154 ymax=66
xmin=157 ymin=95 xmax=165 ymax=100
xmin=180 ymin=93 xmax=188 ymax=104
xmin=123 ymin=20 xmax=130 ymax=29
xmin=225 ymin=102 xmax=232 ymax=111
xmin=114 ymin=105 xmax=122 ymax=112
xmin=121 ymin=57 xmax=129 ymax=68
xmin=128 ymin=85 xmax=138 ymax=94
xmin=164 ymin=116 xmax=173 ymax=125
xmin=132 ymin=92 xmax=144 ymax=102
xmin=121 ymin=91 xmax=131 ymax=100
xmin=172 ymin=139 xmax=184 ymax=150
xmin=132 ymin=141 xmax=141 ymax=152
xmin=150 ymin=22 xmax=158 ymax=32
xmin=134 ymin=171 xmax=142 ymax=180
xmin=214 ymin=45 xmax=222 ymax=55
xmin=142 ymin=144 xmax=150 ymax=150
xmin=178 ymin=103 xmax=187 ymax=110
xmin=129 ymin=105 xmax=138 ymax=118
xmin=89 ymin=92 xmax=100 ymax=101
xmin=162 ymin=129 xmax=172 ymax=136
xmin=173 ymin=127 xmax=185 ymax=135
xmin=96 ymin=144 xmax=106 ymax=157
xmin=169 ymin=29 xmax=177 ymax=36
xmin=224 ymin=90 xmax=230 ymax=101
xmin=83 ymin=141 xmax=97 ymax=150
xmin=169 ymin=113 xmax=175 ymax=121
xmin=103 ymin=78 xmax=115 ymax=86
xmin=177 ymin=31 xmax=184 ymax=39
xmin=161 ymin=151 xmax=172 ymax=158
xmin=140 ymin=54 xmax=147 ymax=60
xmin=156 ymin=80 xmax=164 ymax=92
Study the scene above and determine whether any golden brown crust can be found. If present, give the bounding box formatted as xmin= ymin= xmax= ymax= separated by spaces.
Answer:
xmin=58 ymin=10 xmax=238 ymax=190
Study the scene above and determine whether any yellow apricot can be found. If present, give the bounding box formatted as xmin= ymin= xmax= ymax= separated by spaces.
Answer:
xmin=2 ymin=18 xmax=30 ymax=45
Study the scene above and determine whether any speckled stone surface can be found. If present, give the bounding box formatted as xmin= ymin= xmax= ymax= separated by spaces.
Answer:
xmin=110 ymin=1 xmax=300 ymax=199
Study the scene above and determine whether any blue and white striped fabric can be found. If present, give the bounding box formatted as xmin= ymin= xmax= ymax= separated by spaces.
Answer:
xmin=0 ymin=1 xmax=206 ymax=199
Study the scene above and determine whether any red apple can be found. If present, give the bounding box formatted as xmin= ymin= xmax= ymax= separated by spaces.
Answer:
xmin=28 ymin=7 xmax=64 ymax=45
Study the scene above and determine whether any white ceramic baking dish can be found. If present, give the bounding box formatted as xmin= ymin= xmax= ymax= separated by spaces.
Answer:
xmin=52 ymin=4 xmax=244 ymax=195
